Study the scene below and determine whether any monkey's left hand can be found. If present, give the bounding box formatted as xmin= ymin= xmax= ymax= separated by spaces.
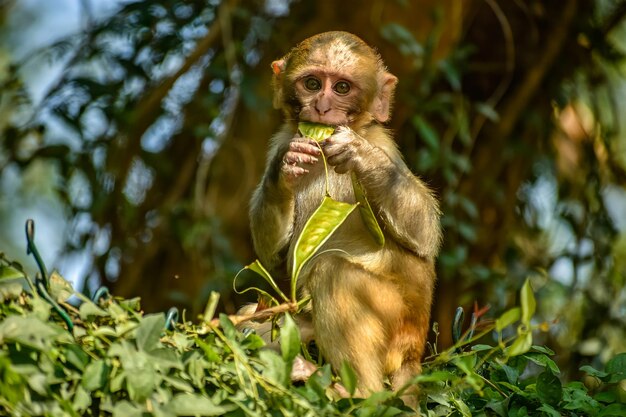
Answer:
xmin=322 ymin=127 xmax=387 ymax=175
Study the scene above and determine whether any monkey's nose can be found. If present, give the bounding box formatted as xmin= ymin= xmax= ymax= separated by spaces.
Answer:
xmin=314 ymin=96 xmax=332 ymax=115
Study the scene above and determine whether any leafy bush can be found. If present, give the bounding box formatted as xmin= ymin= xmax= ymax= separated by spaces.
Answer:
xmin=1 ymin=247 xmax=625 ymax=416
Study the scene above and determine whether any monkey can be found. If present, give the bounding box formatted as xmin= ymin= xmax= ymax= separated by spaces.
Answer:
xmin=249 ymin=31 xmax=442 ymax=396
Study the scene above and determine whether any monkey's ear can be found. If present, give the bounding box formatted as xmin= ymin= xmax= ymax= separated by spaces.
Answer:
xmin=271 ymin=59 xmax=287 ymax=109
xmin=371 ymin=73 xmax=398 ymax=123
xmin=271 ymin=59 xmax=286 ymax=75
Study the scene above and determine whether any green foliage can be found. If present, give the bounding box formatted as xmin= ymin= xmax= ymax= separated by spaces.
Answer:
xmin=2 ymin=250 xmax=624 ymax=416
xmin=2 ymin=0 xmax=626 ymax=388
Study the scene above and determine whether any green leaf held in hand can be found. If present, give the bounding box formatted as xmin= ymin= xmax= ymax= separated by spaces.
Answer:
xmin=351 ymin=172 xmax=385 ymax=246
xmin=298 ymin=121 xmax=335 ymax=142
xmin=291 ymin=196 xmax=357 ymax=300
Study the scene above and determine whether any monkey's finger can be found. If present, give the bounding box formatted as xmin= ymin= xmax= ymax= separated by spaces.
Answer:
xmin=281 ymin=164 xmax=309 ymax=180
xmin=323 ymin=141 xmax=352 ymax=159
xmin=327 ymin=152 xmax=355 ymax=172
xmin=284 ymin=151 xmax=319 ymax=165
xmin=289 ymin=140 xmax=321 ymax=156
xmin=324 ymin=128 xmax=356 ymax=145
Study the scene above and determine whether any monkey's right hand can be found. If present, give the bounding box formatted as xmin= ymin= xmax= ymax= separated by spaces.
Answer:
xmin=279 ymin=136 xmax=321 ymax=186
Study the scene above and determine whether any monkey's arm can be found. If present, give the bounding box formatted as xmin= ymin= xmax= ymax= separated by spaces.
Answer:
xmin=250 ymin=127 xmax=321 ymax=268
xmin=323 ymin=127 xmax=442 ymax=259
xmin=249 ymin=144 xmax=295 ymax=269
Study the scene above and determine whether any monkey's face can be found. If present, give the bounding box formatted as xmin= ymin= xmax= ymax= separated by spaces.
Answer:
xmin=273 ymin=32 xmax=396 ymax=127
xmin=293 ymin=71 xmax=365 ymax=126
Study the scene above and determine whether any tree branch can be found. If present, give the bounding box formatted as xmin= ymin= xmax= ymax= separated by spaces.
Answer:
xmin=602 ymin=0 xmax=626 ymax=35
xmin=492 ymin=0 xmax=578 ymax=140
xmin=207 ymin=301 xmax=298 ymax=328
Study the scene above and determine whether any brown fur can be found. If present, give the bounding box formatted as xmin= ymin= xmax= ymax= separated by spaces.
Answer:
xmin=249 ymin=32 xmax=441 ymax=396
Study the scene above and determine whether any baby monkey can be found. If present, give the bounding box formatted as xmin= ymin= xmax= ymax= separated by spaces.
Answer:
xmin=249 ymin=31 xmax=442 ymax=395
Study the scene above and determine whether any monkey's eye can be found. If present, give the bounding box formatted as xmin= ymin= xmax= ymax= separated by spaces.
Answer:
xmin=304 ymin=77 xmax=321 ymax=91
xmin=333 ymin=81 xmax=351 ymax=95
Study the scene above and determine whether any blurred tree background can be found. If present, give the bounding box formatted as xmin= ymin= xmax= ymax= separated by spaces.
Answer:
xmin=1 ymin=0 xmax=625 ymax=378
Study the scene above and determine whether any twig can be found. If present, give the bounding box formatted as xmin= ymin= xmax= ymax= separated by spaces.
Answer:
xmin=209 ymin=302 xmax=298 ymax=327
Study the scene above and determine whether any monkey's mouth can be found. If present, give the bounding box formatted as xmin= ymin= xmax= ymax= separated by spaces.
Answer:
xmin=298 ymin=112 xmax=352 ymax=127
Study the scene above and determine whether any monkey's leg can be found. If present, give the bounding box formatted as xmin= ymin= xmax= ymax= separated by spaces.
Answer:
xmin=306 ymin=256 xmax=404 ymax=393
xmin=387 ymin=317 xmax=428 ymax=391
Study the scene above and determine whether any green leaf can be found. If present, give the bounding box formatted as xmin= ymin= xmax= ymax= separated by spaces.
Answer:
xmin=146 ymin=347 xmax=183 ymax=370
xmin=135 ymin=313 xmax=165 ymax=352
xmin=306 ymin=364 xmax=332 ymax=398
xmin=380 ymin=23 xmax=423 ymax=57
xmin=219 ymin=313 xmax=237 ymax=341
xmin=501 ymin=364 xmax=520 ymax=384
xmin=241 ymin=332 xmax=265 ymax=351
xmin=457 ymin=221 xmax=477 ymax=242
xmin=0 ymin=316 xmax=65 ymax=350
xmin=291 ymin=196 xmax=357 ymax=297
xmin=536 ymin=371 xmax=563 ymax=405
xmin=259 ymin=349 xmax=289 ymax=386
xmin=49 ymin=270 xmax=74 ymax=302
xmin=580 ymin=364 xmax=609 ymax=379
xmin=360 ymin=390 xmax=396 ymax=408
xmin=0 ymin=281 xmax=24 ymax=302
xmin=495 ymin=308 xmax=520 ymax=333
xmin=166 ymin=393 xmax=237 ymax=416
xmin=64 ymin=343 xmax=89 ymax=371
xmin=109 ymin=342 xmax=158 ymax=402
xmin=73 ymin=385 xmax=92 ymax=412
xmin=524 ymin=353 xmax=560 ymax=374
xmin=298 ymin=121 xmax=335 ymax=142
xmin=414 ymin=370 xmax=460 ymax=384
xmin=486 ymin=398 xmax=508 ymax=416
xmin=27 ymin=373 xmax=48 ymax=396
xmin=439 ymin=59 xmax=461 ymax=91
xmin=453 ymin=354 xmax=477 ymax=375
xmin=599 ymin=404 xmax=626 ymax=417
xmin=471 ymin=344 xmax=494 ymax=352
xmin=111 ymin=400 xmax=145 ymax=417
xmin=79 ymin=299 xmax=108 ymax=320
xmin=242 ymin=260 xmax=288 ymax=302
xmin=82 ymin=360 xmax=109 ymax=392
xmin=92 ymin=326 xmax=117 ymax=338
xmin=0 ymin=264 xmax=24 ymax=280
xmin=280 ymin=313 xmax=300 ymax=363
xmin=451 ymin=397 xmax=472 ymax=417
xmin=594 ymin=390 xmax=617 ymax=403
xmin=195 ymin=338 xmax=221 ymax=363
xmin=538 ymin=403 xmax=561 ymax=417
xmin=605 ymin=353 xmax=626 ymax=382
xmin=520 ymin=279 xmax=536 ymax=326
xmin=475 ymin=102 xmax=500 ymax=122
xmin=531 ymin=345 xmax=555 ymax=355
xmin=506 ymin=331 xmax=533 ymax=357
xmin=412 ymin=116 xmax=440 ymax=151
xmin=339 ymin=361 xmax=358 ymax=396
xmin=161 ymin=375 xmax=194 ymax=393
xmin=351 ymin=172 xmax=385 ymax=246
